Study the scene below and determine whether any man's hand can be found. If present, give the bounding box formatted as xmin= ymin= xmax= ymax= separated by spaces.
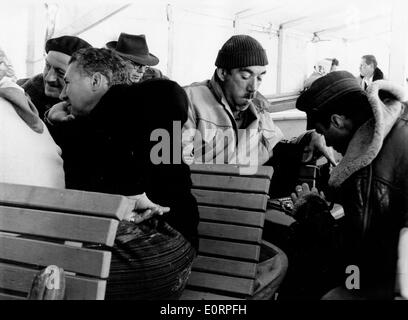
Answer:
xmin=124 ymin=193 xmax=170 ymax=224
xmin=47 ymin=102 xmax=75 ymax=123
xmin=302 ymin=131 xmax=337 ymax=166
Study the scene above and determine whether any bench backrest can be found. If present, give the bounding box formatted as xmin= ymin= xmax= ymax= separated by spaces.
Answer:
xmin=181 ymin=164 xmax=273 ymax=300
xmin=0 ymin=183 xmax=130 ymax=300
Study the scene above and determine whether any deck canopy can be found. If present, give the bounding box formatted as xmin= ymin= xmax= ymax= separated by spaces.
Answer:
xmin=1 ymin=0 xmax=407 ymax=97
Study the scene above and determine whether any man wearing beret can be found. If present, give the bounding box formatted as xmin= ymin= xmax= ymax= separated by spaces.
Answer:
xmin=182 ymin=34 xmax=335 ymax=196
xmin=293 ymin=71 xmax=408 ymax=299
xmin=17 ymin=35 xmax=91 ymax=121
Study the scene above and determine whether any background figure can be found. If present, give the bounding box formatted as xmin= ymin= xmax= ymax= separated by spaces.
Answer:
xmin=358 ymin=54 xmax=384 ymax=90
xmin=0 ymin=47 xmax=64 ymax=188
xmin=106 ymin=32 xmax=167 ymax=83
xmin=304 ymin=59 xmax=332 ymax=89
xmin=330 ymin=58 xmax=339 ymax=72
xmin=17 ymin=35 xmax=91 ymax=121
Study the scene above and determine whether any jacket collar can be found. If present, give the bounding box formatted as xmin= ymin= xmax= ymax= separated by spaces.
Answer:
xmin=329 ymin=80 xmax=407 ymax=187
xmin=208 ymin=72 xmax=259 ymax=124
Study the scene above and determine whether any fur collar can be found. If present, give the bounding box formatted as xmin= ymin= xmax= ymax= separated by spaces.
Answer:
xmin=329 ymin=80 xmax=407 ymax=187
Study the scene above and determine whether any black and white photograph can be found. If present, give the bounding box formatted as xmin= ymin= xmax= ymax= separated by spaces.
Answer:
xmin=0 ymin=0 xmax=407 ymax=310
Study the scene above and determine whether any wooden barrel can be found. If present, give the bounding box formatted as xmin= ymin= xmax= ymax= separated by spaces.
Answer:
xmin=105 ymin=219 xmax=196 ymax=300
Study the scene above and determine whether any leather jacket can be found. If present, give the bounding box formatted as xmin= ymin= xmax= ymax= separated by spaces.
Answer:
xmin=338 ymin=107 xmax=408 ymax=299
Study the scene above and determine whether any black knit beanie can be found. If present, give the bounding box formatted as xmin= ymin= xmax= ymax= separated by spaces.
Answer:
xmin=215 ymin=35 xmax=268 ymax=69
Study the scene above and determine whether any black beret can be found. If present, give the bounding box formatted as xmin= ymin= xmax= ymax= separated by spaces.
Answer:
xmin=45 ymin=36 xmax=92 ymax=56
xmin=296 ymin=71 xmax=363 ymax=129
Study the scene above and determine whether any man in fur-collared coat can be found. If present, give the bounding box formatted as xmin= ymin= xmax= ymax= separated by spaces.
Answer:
xmin=293 ymin=71 xmax=408 ymax=300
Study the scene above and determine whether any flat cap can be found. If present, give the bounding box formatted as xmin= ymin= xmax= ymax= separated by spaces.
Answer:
xmin=296 ymin=71 xmax=363 ymax=128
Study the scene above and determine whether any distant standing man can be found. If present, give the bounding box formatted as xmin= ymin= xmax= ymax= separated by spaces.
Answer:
xmin=358 ymin=54 xmax=384 ymax=90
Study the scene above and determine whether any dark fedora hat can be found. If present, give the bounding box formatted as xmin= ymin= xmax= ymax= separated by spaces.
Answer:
xmin=106 ymin=33 xmax=159 ymax=66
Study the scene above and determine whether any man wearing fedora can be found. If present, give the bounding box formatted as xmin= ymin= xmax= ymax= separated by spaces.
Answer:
xmin=17 ymin=35 xmax=92 ymax=121
xmin=291 ymin=71 xmax=408 ymax=299
xmin=107 ymin=32 xmax=167 ymax=83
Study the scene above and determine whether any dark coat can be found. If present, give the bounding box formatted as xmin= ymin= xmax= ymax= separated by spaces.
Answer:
xmin=51 ymin=79 xmax=199 ymax=248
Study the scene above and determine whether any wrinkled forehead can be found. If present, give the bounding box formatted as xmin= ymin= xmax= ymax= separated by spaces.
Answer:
xmin=45 ymin=50 xmax=71 ymax=70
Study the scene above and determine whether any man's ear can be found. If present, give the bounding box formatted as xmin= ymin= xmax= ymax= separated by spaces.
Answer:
xmin=216 ymin=68 xmax=227 ymax=82
xmin=330 ymin=114 xmax=346 ymax=129
xmin=90 ymin=72 xmax=106 ymax=91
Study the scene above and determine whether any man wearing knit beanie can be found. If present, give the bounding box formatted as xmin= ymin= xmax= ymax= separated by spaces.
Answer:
xmin=291 ymin=70 xmax=408 ymax=299
xmin=183 ymin=34 xmax=334 ymax=193
xmin=17 ymin=35 xmax=92 ymax=122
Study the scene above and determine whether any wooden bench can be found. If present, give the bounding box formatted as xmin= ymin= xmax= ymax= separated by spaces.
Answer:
xmin=0 ymin=183 xmax=130 ymax=300
xmin=180 ymin=164 xmax=288 ymax=300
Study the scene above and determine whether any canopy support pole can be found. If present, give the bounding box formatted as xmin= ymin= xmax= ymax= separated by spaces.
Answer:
xmin=166 ymin=4 xmax=175 ymax=79
xmin=276 ymin=26 xmax=286 ymax=94
xmin=389 ymin=0 xmax=408 ymax=86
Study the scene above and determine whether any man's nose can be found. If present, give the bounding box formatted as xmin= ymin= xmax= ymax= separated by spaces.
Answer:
xmin=247 ymin=78 xmax=259 ymax=93
xmin=59 ymin=85 xmax=67 ymax=100
xmin=45 ymin=67 xmax=57 ymax=82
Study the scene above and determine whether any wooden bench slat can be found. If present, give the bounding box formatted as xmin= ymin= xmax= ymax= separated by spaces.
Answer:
xmin=0 ymin=206 xmax=118 ymax=246
xmin=187 ymin=271 xmax=254 ymax=296
xmin=0 ymin=262 xmax=106 ymax=300
xmin=192 ymin=189 xmax=267 ymax=211
xmin=189 ymin=164 xmax=273 ymax=179
xmin=0 ymin=293 xmax=25 ymax=300
xmin=193 ymin=256 xmax=257 ymax=278
xmin=199 ymin=239 xmax=260 ymax=261
xmin=191 ymin=175 xmax=270 ymax=193
xmin=198 ymin=206 xmax=264 ymax=227
xmin=0 ymin=235 xmax=111 ymax=278
xmin=198 ymin=222 xmax=262 ymax=243
xmin=180 ymin=289 xmax=243 ymax=300
xmin=0 ymin=183 xmax=130 ymax=220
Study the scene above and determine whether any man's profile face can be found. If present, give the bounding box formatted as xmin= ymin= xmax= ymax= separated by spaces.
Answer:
xmin=314 ymin=120 xmax=352 ymax=155
xmin=43 ymin=51 xmax=70 ymax=98
xmin=359 ymin=58 xmax=374 ymax=78
xmin=59 ymin=61 xmax=94 ymax=117
xmin=221 ymin=65 xmax=266 ymax=112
